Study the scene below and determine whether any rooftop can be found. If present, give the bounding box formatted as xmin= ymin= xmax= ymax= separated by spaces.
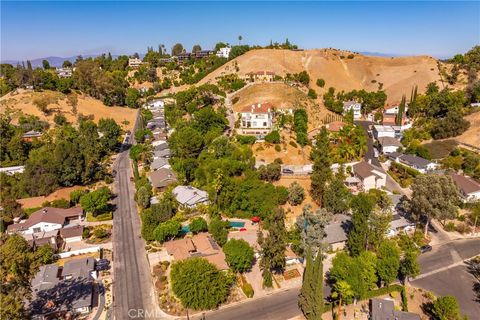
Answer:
xmin=450 ymin=173 xmax=480 ymax=194
xmin=173 ymin=185 xmax=209 ymax=207
xmin=149 ymin=168 xmax=177 ymax=189
xmin=378 ymin=136 xmax=402 ymax=147
xmin=399 ymin=154 xmax=432 ymax=168
xmin=241 ymin=102 xmax=273 ymax=113
xmin=373 ymin=125 xmax=395 ymax=132
xmin=371 ymin=298 xmax=420 ymax=320
xmin=7 ymin=206 xmax=83 ymax=232
xmin=353 ymin=161 xmax=383 ymax=180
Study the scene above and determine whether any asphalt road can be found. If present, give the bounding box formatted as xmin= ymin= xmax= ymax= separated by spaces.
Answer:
xmin=200 ymin=239 xmax=480 ymax=320
xmin=112 ymin=151 xmax=157 ymax=319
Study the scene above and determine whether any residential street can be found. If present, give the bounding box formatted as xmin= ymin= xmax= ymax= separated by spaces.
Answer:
xmin=199 ymin=239 xmax=480 ymax=320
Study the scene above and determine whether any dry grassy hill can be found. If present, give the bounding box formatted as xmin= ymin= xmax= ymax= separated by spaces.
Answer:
xmin=200 ymin=48 xmax=442 ymax=103
xmin=0 ymin=89 xmax=137 ymax=130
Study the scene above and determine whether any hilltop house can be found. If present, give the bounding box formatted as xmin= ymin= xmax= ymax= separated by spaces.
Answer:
xmin=216 ymin=46 xmax=231 ymax=58
xmin=173 ymin=185 xmax=209 ymax=208
xmin=343 ymin=101 xmax=362 ymax=120
xmin=239 ymin=102 xmax=274 ymax=137
xmin=244 ymin=71 xmax=275 ymax=82
xmin=388 ymin=153 xmax=438 ymax=174
xmin=23 ymin=130 xmax=42 ymax=141
xmin=377 ymin=136 xmax=402 ymax=154
xmin=128 ymin=57 xmax=143 ymax=68
xmin=55 ymin=67 xmax=73 ymax=78
xmin=176 ymin=52 xmax=191 ymax=62
xmin=194 ymin=50 xmax=214 ymax=59
xmin=450 ymin=173 xmax=480 ymax=202
xmin=352 ymin=161 xmax=387 ymax=191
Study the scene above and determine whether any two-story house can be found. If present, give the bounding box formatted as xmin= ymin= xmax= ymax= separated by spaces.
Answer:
xmin=343 ymin=101 xmax=362 ymax=119
xmin=352 ymin=161 xmax=387 ymax=191
xmin=216 ymin=46 xmax=231 ymax=58
xmin=239 ymin=102 xmax=274 ymax=137
xmin=128 ymin=57 xmax=143 ymax=68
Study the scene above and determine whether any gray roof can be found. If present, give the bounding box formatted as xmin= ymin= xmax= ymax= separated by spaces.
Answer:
xmin=62 ymin=257 xmax=95 ymax=279
xmin=378 ymin=136 xmax=402 ymax=147
xmin=371 ymin=298 xmax=421 ymax=320
xmin=151 ymin=157 xmax=169 ymax=170
xmin=173 ymin=186 xmax=209 ymax=207
xmin=154 ymin=148 xmax=172 ymax=158
xmin=324 ymin=214 xmax=351 ymax=244
xmin=32 ymin=264 xmax=60 ymax=292
xmin=154 ymin=142 xmax=169 ymax=152
xmin=149 ymin=168 xmax=177 ymax=189
xmin=399 ymin=154 xmax=432 ymax=168
xmin=390 ymin=214 xmax=415 ymax=230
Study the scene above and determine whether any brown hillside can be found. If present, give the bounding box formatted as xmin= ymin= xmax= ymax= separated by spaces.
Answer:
xmin=199 ymin=48 xmax=442 ymax=102
xmin=0 ymin=89 xmax=137 ymax=130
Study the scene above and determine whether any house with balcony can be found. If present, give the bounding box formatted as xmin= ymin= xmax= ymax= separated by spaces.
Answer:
xmin=239 ymin=102 xmax=274 ymax=137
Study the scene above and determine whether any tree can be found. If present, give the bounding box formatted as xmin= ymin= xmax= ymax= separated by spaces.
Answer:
xmin=288 ymin=181 xmax=305 ymax=206
xmin=98 ymin=118 xmax=121 ymax=151
xmin=293 ymin=109 xmax=309 ymax=146
xmin=42 ymin=59 xmax=50 ymax=70
xmin=258 ymin=162 xmax=281 ymax=182
xmin=316 ymin=78 xmax=325 ymax=88
xmin=396 ymin=95 xmax=406 ymax=126
xmin=62 ymin=60 xmax=72 ymax=68
xmin=66 ymin=93 xmax=78 ymax=115
xmin=310 ymin=127 xmax=332 ymax=206
xmin=298 ymin=247 xmax=315 ymax=318
xmin=432 ymin=296 xmax=461 ymax=320
xmin=410 ymin=174 xmax=459 ymax=236
xmin=171 ymin=258 xmax=232 ymax=310
xmin=189 ymin=217 xmax=208 ymax=234
xmin=53 ymin=113 xmax=68 ymax=126
xmin=192 ymin=44 xmax=202 ymax=53
xmin=171 ymin=43 xmax=184 ymax=56
xmin=311 ymin=249 xmax=324 ymax=318
xmin=399 ymin=249 xmax=420 ymax=282
xmin=223 ymin=239 xmax=254 ymax=273
xmin=208 ymin=218 xmax=229 ymax=246
xmin=125 ymin=88 xmax=140 ymax=108
xmin=153 ymin=219 xmax=181 ymax=243
xmin=265 ymin=130 xmax=281 ymax=144
xmin=79 ymin=187 xmax=111 ymax=215
xmin=238 ymin=35 xmax=243 ymax=45
xmin=307 ymin=89 xmax=317 ymax=99
xmin=347 ymin=193 xmax=374 ymax=256
xmin=33 ymin=97 xmax=49 ymax=115
xmin=376 ymin=240 xmax=400 ymax=286
xmin=331 ymin=280 xmax=354 ymax=320
xmin=324 ymin=176 xmax=351 ymax=214
xmin=136 ymin=186 xmax=151 ymax=209
xmin=295 ymin=204 xmax=332 ymax=256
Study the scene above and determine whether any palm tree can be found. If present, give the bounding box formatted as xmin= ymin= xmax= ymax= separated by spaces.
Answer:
xmin=331 ymin=280 xmax=354 ymax=320
xmin=238 ymin=35 xmax=243 ymax=45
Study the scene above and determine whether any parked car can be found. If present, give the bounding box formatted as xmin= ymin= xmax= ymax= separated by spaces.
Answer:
xmin=95 ymin=259 xmax=111 ymax=271
xmin=420 ymin=245 xmax=432 ymax=253
xmin=282 ymin=168 xmax=294 ymax=174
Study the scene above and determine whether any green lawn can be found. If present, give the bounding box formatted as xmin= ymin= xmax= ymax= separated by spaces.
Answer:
xmin=86 ymin=211 xmax=113 ymax=222
xmin=422 ymin=139 xmax=458 ymax=159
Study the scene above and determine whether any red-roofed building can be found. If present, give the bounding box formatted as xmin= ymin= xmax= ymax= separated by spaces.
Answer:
xmin=239 ymin=102 xmax=274 ymax=137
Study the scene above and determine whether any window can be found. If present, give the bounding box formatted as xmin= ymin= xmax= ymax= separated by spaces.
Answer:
xmin=33 ymin=227 xmax=41 ymax=233
xmin=263 ymin=122 xmax=267 ymax=127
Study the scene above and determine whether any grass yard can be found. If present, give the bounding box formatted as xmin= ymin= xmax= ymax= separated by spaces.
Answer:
xmin=86 ymin=211 xmax=113 ymax=222
xmin=422 ymin=139 xmax=458 ymax=159
xmin=388 ymin=162 xmax=420 ymax=188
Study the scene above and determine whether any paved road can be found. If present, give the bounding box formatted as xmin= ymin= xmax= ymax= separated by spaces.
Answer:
xmin=199 ymin=239 xmax=480 ymax=320
xmin=356 ymin=120 xmax=380 ymax=166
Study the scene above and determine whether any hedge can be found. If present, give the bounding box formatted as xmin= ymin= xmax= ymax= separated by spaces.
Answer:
xmin=242 ymin=282 xmax=254 ymax=298
xmin=237 ymin=135 xmax=257 ymax=145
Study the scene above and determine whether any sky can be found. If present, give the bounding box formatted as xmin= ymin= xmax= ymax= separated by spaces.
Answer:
xmin=1 ymin=1 xmax=479 ymax=61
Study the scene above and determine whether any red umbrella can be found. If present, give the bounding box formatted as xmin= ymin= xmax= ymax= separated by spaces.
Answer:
xmin=251 ymin=216 xmax=260 ymax=223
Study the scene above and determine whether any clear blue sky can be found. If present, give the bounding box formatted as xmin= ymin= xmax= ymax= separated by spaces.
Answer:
xmin=1 ymin=1 xmax=479 ymax=61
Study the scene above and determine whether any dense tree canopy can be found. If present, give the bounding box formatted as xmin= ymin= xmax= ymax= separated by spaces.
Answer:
xmin=223 ymin=239 xmax=255 ymax=273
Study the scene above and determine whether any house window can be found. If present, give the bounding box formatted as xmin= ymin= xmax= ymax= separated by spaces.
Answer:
xmin=263 ymin=122 xmax=267 ymax=127
xmin=33 ymin=227 xmax=41 ymax=233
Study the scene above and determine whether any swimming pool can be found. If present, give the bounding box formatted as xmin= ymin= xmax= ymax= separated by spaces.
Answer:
xmin=180 ymin=225 xmax=190 ymax=234
xmin=229 ymin=221 xmax=245 ymax=228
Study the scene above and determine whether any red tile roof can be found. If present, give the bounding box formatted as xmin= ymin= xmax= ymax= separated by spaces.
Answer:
xmin=241 ymin=102 xmax=273 ymax=113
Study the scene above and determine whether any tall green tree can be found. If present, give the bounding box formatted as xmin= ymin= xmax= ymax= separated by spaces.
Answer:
xmin=376 ymin=240 xmax=401 ymax=286
xmin=396 ymin=95 xmax=406 ymax=126
xmin=331 ymin=280 xmax=354 ymax=320
xmin=432 ymin=296 xmax=462 ymax=320
xmin=324 ymin=176 xmax=351 ymax=214
xmin=298 ymin=247 xmax=324 ymax=320
xmin=347 ymin=193 xmax=374 ymax=256
xmin=223 ymin=239 xmax=254 ymax=273
xmin=295 ymin=204 xmax=332 ymax=256
xmin=310 ymin=126 xmax=332 ymax=206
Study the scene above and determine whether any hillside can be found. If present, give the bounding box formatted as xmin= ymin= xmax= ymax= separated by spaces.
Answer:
xmin=199 ymin=48 xmax=442 ymax=103
xmin=0 ymin=89 xmax=137 ymax=129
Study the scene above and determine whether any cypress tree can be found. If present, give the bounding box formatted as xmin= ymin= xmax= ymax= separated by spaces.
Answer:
xmin=310 ymin=126 xmax=332 ymax=206
xmin=299 ymin=247 xmax=315 ymax=318
xmin=312 ymin=250 xmax=324 ymax=318
xmin=396 ymin=95 xmax=406 ymax=126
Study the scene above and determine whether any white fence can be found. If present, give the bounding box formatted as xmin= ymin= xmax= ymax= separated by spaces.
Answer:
xmin=56 ymin=246 xmax=101 ymax=259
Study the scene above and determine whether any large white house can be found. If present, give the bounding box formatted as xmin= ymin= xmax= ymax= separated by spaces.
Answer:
xmin=352 ymin=161 xmax=387 ymax=191
xmin=373 ymin=125 xmax=396 ymax=139
xmin=377 ymin=136 xmax=402 ymax=154
xmin=216 ymin=46 xmax=231 ymax=58
xmin=388 ymin=153 xmax=438 ymax=174
xmin=173 ymin=185 xmax=209 ymax=208
xmin=128 ymin=57 xmax=143 ymax=68
xmin=343 ymin=101 xmax=362 ymax=119
xmin=450 ymin=173 xmax=480 ymax=203
xmin=239 ymin=102 xmax=274 ymax=136
xmin=7 ymin=207 xmax=83 ymax=235
xmin=0 ymin=165 xmax=25 ymax=175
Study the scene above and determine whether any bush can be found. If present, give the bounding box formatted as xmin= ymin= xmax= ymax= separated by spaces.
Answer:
xmin=316 ymin=78 xmax=325 ymax=88
xmin=242 ymin=282 xmax=254 ymax=298
xmin=265 ymin=130 xmax=281 ymax=144
xmin=400 ymin=286 xmax=408 ymax=312
xmin=289 ymin=141 xmax=298 ymax=148
xmin=455 ymin=223 xmax=472 ymax=234
xmin=444 ymin=222 xmax=456 ymax=232
xmin=258 ymin=163 xmax=281 ymax=182
xmin=275 ymin=145 xmax=282 ymax=152
xmin=189 ymin=217 xmax=208 ymax=234
xmin=307 ymin=89 xmax=317 ymax=99
xmin=237 ymin=135 xmax=256 ymax=145
xmin=208 ymin=218 xmax=229 ymax=246
xmin=86 ymin=212 xmax=112 ymax=222
xmin=82 ymin=227 xmax=90 ymax=238
xmin=432 ymin=296 xmax=461 ymax=320
xmin=153 ymin=220 xmax=182 ymax=243
xmin=223 ymin=239 xmax=255 ymax=273
xmin=93 ymin=228 xmax=109 ymax=239
xmin=288 ymin=181 xmax=305 ymax=206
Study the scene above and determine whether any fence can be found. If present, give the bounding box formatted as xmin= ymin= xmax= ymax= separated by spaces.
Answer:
xmin=56 ymin=246 xmax=101 ymax=259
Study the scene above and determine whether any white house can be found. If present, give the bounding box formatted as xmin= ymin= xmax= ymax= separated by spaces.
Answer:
xmin=128 ymin=57 xmax=143 ymax=68
xmin=373 ymin=125 xmax=396 ymax=139
xmin=343 ymin=101 xmax=362 ymax=119
xmin=173 ymin=185 xmax=209 ymax=208
xmin=7 ymin=207 xmax=83 ymax=235
xmin=239 ymin=102 xmax=274 ymax=137
xmin=450 ymin=173 xmax=480 ymax=203
xmin=377 ymin=136 xmax=402 ymax=154
xmin=0 ymin=165 xmax=25 ymax=175
xmin=389 ymin=153 xmax=438 ymax=173
xmin=352 ymin=161 xmax=387 ymax=191
xmin=216 ymin=46 xmax=231 ymax=58
xmin=384 ymin=103 xmax=409 ymax=115
xmin=56 ymin=67 xmax=73 ymax=78
xmin=470 ymin=102 xmax=480 ymax=107
xmin=146 ymin=99 xmax=165 ymax=110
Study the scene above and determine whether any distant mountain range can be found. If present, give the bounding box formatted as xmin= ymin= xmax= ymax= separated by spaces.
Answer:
xmin=1 ymin=54 xmax=121 ymax=68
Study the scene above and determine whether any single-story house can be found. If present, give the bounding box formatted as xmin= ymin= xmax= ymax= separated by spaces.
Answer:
xmin=389 ymin=153 xmax=438 ymax=173
xmin=285 ymin=247 xmax=301 ymax=265
xmin=164 ymin=233 xmax=228 ymax=270
xmin=7 ymin=207 xmax=83 ymax=235
xmin=150 ymin=157 xmax=170 ymax=171
xmin=146 ymin=99 xmax=165 ymax=110
xmin=343 ymin=101 xmax=362 ymax=119
xmin=148 ymin=168 xmax=177 ymax=190
xmin=370 ymin=298 xmax=420 ymax=320
xmin=377 ymin=136 xmax=402 ymax=154
xmin=323 ymin=214 xmax=352 ymax=251
xmin=387 ymin=214 xmax=415 ymax=237
xmin=173 ymin=185 xmax=209 ymax=208
xmin=352 ymin=161 xmax=387 ymax=191
xmin=22 ymin=130 xmax=42 ymax=141
xmin=30 ymin=257 xmax=96 ymax=318
xmin=154 ymin=148 xmax=172 ymax=159
xmin=450 ymin=173 xmax=480 ymax=202
xmin=153 ymin=141 xmax=169 ymax=151
xmin=373 ymin=125 xmax=395 ymax=139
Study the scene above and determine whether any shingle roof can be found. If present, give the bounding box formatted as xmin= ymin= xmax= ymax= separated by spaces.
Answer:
xmin=151 ymin=157 xmax=169 ymax=170
xmin=173 ymin=185 xmax=209 ymax=206
xmin=450 ymin=173 xmax=480 ymax=194
xmin=353 ymin=161 xmax=382 ymax=179
xmin=399 ymin=154 xmax=432 ymax=168
xmin=324 ymin=214 xmax=351 ymax=244
xmin=60 ymin=225 xmax=84 ymax=239
xmin=149 ymin=168 xmax=177 ymax=189
xmin=378 ymin=136 xmax=402 ymax=147
xmin=371 ymin=298 xmax=421 ymax=320
xmin=62 ymin=257 xmax=95 ymax=279
xmin=7 ymin=207 xmax=82 ymax=232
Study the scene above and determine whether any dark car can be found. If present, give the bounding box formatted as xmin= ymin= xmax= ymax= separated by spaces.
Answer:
xmin=95 ymin=259 xmax=111 ymax=271
xmin=282 ymin=168 xmax=294 ymax=174
xmin=420 ymin=245 xmax=432 ymax=253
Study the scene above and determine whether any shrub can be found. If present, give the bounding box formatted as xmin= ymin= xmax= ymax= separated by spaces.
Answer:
xmin=444 ymin=222 xmax=456 ymax=232
xmin=93 ymin=228 xmax=109 ymax=239
xmin=288 ymin=181 xmax=305 ymax=206
xmin=82 ymin=227 xmax=91 ymax=238
xmin=242 ymin=282 xmax=254 ymax=298
xmin=258 ymin=162 xmax=281 ymax=182
xmin=400 ymin=286 xmax=408 ymax=312
xmin=455 ymin=223 xmax=472 ymax=234
xmin=307 ymin=89 xmax=317 ymax=99
xmin=347 ymin=54 xmax=354 ymax=59
xmin=208 ymin=218 xmax=229 ymax=246
xmin=275 ymin=145 xmax=282 ymax=152
xmin=189 ymin=217 xmax=208 ymax=234
xmin=153 ymin=220 xmax=182 ymax=243
xmin=265 ymin=130 xmax=281 ymax=144
xmin=316 ymin=78 xmax=325 ymax=88
xmin=289 ymin=141 xmax=298 ymax=148
xmin=237 ymin=135 xmax=256 ymax=145
xmin=223 ymin=239 xmax=255 ymax=273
